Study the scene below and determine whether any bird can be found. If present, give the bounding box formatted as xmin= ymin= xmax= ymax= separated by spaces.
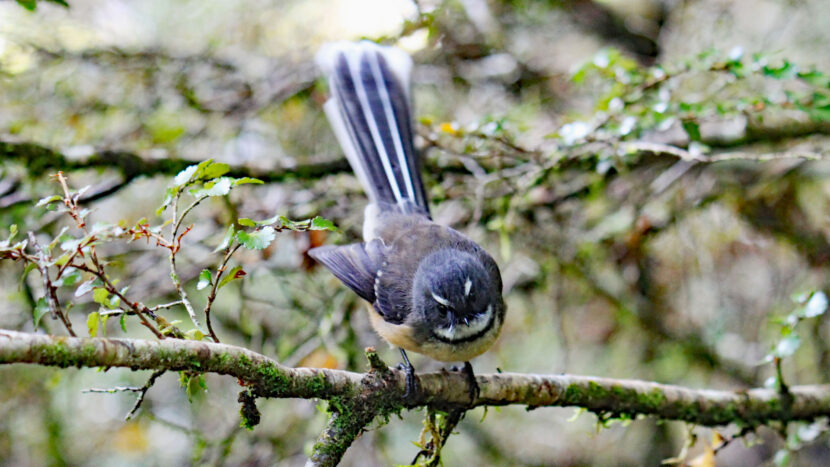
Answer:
xmin=309 ymin=41 xmax=506 ymax=400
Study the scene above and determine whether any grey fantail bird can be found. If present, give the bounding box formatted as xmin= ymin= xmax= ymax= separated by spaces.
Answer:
xmin=309 ymin=41 xmax=506 ymax=398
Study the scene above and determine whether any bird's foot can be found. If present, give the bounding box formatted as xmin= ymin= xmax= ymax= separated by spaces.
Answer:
xmin=398 ymin=349 xmax=419 ymax=401
xmin=451 ymin=362 xmax=480 ymax=403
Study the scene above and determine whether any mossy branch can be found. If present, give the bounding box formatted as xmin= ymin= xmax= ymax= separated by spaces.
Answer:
xmin=2 ymin=330 xmax=830 ymax=464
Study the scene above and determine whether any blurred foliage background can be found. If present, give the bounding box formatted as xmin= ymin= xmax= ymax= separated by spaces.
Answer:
xmin=2 ymin=0 xmax=830 ymax=465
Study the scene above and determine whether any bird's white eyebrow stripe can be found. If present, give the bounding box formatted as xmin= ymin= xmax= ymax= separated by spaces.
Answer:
xmin=431 ymin=293 xmax=451 ymax=307
xmin=464 ymin=278 xmax=472 ymax=296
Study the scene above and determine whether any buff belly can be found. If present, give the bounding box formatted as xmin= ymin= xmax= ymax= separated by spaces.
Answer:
xmin=366 ymin=304 xmax=502 ymax=362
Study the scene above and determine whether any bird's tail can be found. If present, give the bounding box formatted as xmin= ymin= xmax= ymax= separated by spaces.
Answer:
xmin=316 ymin=41 xmax=429 ymax=215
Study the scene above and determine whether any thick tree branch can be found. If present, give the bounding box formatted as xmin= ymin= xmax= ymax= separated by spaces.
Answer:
xmin=2 ymin=329 xmax=830 ymax=423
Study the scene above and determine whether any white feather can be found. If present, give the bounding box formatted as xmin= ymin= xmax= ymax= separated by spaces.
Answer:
xmin=433 ymin=305 xmax=494 ymax=341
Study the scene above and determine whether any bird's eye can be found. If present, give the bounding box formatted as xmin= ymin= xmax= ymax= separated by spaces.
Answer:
xmin=437 ymin=304 xmax=450 ymax=314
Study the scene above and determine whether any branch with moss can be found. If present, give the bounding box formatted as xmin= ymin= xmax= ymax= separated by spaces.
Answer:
xmin=1 ymin=329 xmax=830 ymax=465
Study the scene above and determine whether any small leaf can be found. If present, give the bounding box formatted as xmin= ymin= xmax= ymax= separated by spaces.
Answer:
xmin=120 ymin=314 xmax=127 ymax=332
xmin=802 ymin=292 xmax=828 ymax=318
xmin=235 ymin=227 xmax=275 ymax=250
xmin=238 ymin=215 xmax=280 ymax=228
xmin=218 ymin=265 xmax=246 ymax=289
xmin=232 ymin=177 xmax=264 ymax=186
xmin=309 ymin=216 xmax=338 ymax=232
xmin=197 ymin=269 xmax=212 ymax=290
xmin=56 ymin=268 xmax=82 ymax=287
xmin=36 ymin=195 xmax=62 ymax=207
xmin=173 ymin=164 xmax=200 ymax=187
xmin=92 ymin=287 xmax=109 ymax=306
xmin=87 ymin=311 xmax=100 ymax=337
xmin=681 ymin=120 xmax=701 ymax=142
xmin=774 ymin=335 xmax=802 ymax=358
xmin=33 ymin=297 xmax=50 ymax=328
xmin=197 ymin=161 xmax=230 ymax=180
xmin=189 ymin=177 xmax=232 ymax=198
xmin=185 ymin=329 xmax=205 ymax=341
xmin=213 ymin=225 xmax=235 ymax=252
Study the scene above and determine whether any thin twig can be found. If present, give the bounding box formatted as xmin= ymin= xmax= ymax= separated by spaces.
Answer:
xmin=202 ymin=243 xmax=242 ymax=343
xmin=125 ymin=369 xmax=165 ymax=420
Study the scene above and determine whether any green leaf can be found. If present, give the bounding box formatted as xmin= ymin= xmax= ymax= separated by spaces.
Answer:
xmin=238 ymin=215 xmax=279 ymax=228
xmin=16 ymin=0 xmax=37 ymax=11
xmin=209 ymin=226 xmax=234 ymax=254
xmin=197 ymin=269 xmax=212 ymax=290
xmin=156 ymin=187 xmax=177 ymax=216
xmin=763 ymin=61 xmax=797 ymax=80
xmin=681 ymin=120 xmax=701 ymax=142
xmin=232 ymin=177 xmax=264 ymax=186
xmin=185 ymin=329 xmax=205 ymax=341
xmin=55 ymin=268 xmax=82 ymax=287
xmin=87 ymin=311 xmax=100 ymax=337
xmin=198 ymin=161 xmax=230 ymax=180
xmin=33 ymin=297 xmax=50 ymax=328
xmin=218 ymin=265 xmax=246 ymax=289
xmin=774 ymin=335 xmax=802 ymax=358
xmin=309 ymin=216 xmax=338 ymax=232
xmin=36 ymin=195 xmax=62 ymax=207
xmin=189 ymin=177 xmax=232 ymax=198
xmin=120 ymin=314 xmax=127 ymax=333
xmin=92 ymin=287 xmax=109 ymax=306
xmin=235 ymin=227 xmax=275 ymax=250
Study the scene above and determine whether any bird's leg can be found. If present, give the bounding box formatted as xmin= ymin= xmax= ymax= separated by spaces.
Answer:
xmin=461 ymin=361 xmax=479 ymax=403
xmin=398 ymin=348 xmax=419 ymax=400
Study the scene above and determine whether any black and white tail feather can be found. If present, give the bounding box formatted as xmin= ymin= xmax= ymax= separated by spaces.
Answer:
xmin=316 ymin=41 xmax=429 ymax=218
xmin=310 ymin=41 xmax=427 ymax=303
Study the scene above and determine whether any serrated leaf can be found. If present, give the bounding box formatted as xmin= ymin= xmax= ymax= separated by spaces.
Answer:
xmin=213 ymin=224 xmax=235 ymax=253
xmin=232 ymin=177 xmax=264 ymax=186
xmin=235 ymin=227 xmax=275 ymax=250
xmin=774 ymin=335 xmax=802 ymax=358
xmin=87 ymin=311 xmax=100 ymax=337
xmin=218 ymin=265 xmax=246 ymax=289
xmin=197 ymin=269 xmax=211 ymax=290
xmin=33 ymin=297 xmax=50 ymax=328
xmin=189 ymin=177 xmax=232 ymax=198
xmin=309 ymin=216 xmax=338 ymax=232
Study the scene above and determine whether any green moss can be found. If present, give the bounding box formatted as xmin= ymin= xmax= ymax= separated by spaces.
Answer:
xmin=637 ymin=388 xmax=667 ymax=409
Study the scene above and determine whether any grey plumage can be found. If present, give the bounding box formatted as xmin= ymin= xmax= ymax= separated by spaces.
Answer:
xmin=310 ymin=41 xmax=505 ymax=363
